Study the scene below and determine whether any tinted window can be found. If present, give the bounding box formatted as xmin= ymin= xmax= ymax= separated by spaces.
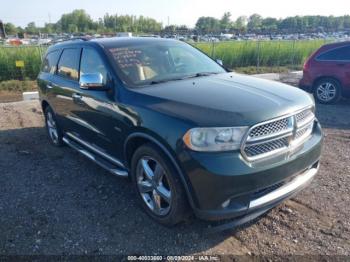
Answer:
xmin=80 ymin=48 xmax=108 ymax=85
xmin=57 ymin=48 xmax=81 ymax=81
xmin=107 ymin=41 xmax=225 ymax=86
xmin=42 ymin=50 xmax=61 ymax=74
xmin=317 ymin=46 xmax=350 ymax=61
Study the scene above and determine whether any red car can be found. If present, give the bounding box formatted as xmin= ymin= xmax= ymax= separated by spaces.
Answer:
xmin=299 ymin=41 xmax=350 ymax=104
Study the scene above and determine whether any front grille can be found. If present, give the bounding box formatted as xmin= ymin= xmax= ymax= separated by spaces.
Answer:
xmin=244 ymin=137 xmax=289 ymax=157
xmin=296 ymin=109 xmax=314 ymax=127
xmin=295 ymin=122 xmax=314 ymax=140
xmin=295 ymin=127 xmax=308 ymax=139
xmin=249 ymin=118 xmax=289 ymax=139
xmin=242 ymin=108 xmax=315 ymax=161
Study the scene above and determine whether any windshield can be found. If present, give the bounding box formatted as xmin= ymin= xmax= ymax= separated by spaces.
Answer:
xmin=107 ymin=40 xmax=226 ymax=86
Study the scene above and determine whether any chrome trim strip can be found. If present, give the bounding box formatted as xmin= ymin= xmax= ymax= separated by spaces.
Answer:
xmin=63 ymin=137 xmax=128 ymax=177
xmin=241 ymin=106 xmax=314 ymax=162
xmin=249 ymin=165 xmax=318 ymax=209
xmin=65 ymin=132 xmax=125 ymax=168
xmin=245 ymin=132 xmax=292 ymax=146
xmin=247 ymin=127 xmax=293 ymax=143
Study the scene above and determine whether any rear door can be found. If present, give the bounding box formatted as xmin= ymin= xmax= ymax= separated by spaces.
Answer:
xmin=37 ymin=49 xmax=62 ymax=106
xmin=49 ymin=47 xmax=97 ymax=141
xmin=316 ymin=45 xmax=350 ymax=88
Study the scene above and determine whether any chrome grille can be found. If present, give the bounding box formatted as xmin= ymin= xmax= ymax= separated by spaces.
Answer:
xmin=249 ymin=118 xmax=289 ymax=138
xmin=295 ymin=127 xmax=308 ymax=139
xmin=242 ymin=108 xmax=315 ymax=161
xmin=295 ymin=122 xmax=314 ymax=141
xmin=244 ymin=137 xmax=289 ymax=157
xmin=296 ymin=109 xmax=314 ymax=127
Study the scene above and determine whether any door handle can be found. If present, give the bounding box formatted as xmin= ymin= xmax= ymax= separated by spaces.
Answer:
xmin=47 ymin=82 xmax=54 ymax=89
xmin=337 ymin=63 xmax=346 ymax=67
xmin=72 ymin=93 xmax=82 ymax=100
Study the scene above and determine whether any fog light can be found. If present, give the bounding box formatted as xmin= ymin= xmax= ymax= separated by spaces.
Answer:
xmin=221 ymin=199 xmax=231 ymax=208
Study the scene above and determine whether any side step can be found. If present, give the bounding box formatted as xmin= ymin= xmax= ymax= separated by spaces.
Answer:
xmin=62 ymin=136 xmax=128 ymax=177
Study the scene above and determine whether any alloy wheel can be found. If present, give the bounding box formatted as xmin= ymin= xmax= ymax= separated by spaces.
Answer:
xmin=136 ymin=156 xmax=172 ymax=216
xmin=316 ymin=82 xmax=336 ymax=102
xmin=46 ymin=111 xmax=59 ymax=144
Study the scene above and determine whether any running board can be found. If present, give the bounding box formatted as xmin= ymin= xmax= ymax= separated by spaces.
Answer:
xmin=62 ymin=136 xmax=128 ymax=177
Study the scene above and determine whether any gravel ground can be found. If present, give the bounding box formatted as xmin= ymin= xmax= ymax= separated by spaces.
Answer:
xmin=0 ymin=98 xmax=349 ymax=256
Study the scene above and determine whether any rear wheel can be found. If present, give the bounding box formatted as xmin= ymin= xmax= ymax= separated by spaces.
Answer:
xmin=313 ymin=78 xmax=341 ymax=104
xmin=44 ymin=106 xmax=64 ymax=146
xmin=131 ymin=144 xmax=189 ymax=226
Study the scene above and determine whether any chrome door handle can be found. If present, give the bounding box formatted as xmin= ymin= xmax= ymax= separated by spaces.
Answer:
xmin=72 ymin=93 xmax=82 ymax=99
xmin=47 ymin=84 xmax=53 ymax=89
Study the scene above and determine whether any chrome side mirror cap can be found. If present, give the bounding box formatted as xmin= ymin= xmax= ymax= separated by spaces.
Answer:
xmin=80 ymin=73 xmax=105 ymax=90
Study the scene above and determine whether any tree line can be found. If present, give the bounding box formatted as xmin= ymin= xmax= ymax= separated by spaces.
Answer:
xmin=196 ymin=13 xmax=350 ymax=34
xmin=3 ymin=9 xmax=350 ymax=36
xmin=4 ymin=10 xmax=162 ymax=35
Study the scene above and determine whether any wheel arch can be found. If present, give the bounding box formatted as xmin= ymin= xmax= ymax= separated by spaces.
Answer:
xmin=124 ymin=132 xmax=198 ymax=209
xmin=41 ymin=99 xmax=50 ymax=112
xmin=312 ymin=76 xmax=342 ymax=92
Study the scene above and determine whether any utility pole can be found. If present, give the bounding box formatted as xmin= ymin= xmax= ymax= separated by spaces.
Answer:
xmin=167 ymin=16 xmax=170 ymax=26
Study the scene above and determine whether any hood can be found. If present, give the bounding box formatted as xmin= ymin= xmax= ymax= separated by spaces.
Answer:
xmin=132 ymin=72 xmax=314 ymax=127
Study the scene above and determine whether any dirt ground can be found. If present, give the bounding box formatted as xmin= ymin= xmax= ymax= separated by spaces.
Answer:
xmin=0 ymin=98 xmax=349 ymax=257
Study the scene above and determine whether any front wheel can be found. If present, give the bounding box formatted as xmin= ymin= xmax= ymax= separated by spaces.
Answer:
xmin=313 ymin=78 xmax=341 ymax=104
xmin=131 ymin=144 xmax=189 ymax=226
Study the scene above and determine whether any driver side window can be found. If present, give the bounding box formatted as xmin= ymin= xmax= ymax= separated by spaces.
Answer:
xmin=80 ymin=48 xmax=108 ymax=85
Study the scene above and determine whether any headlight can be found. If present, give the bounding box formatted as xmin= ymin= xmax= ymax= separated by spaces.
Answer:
xmin=183 ymin=127 xmax=248 ymax=152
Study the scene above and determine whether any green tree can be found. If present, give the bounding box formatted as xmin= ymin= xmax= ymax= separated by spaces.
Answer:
xmin=220 ymin=12 xmax=232 ymax=32
xmin=261 ymin=18 xmax=278 ymax=32
xmin=234 ymin=16 xmax=248 ymax=33
xmin=4 ymin=23 xmax=17 ymax=35
xmin=25 ymin=22 xmax=37 ymax=34
xmin=247 ymin=14 xmax=262 ymax=32
xmin=58 ymin=9 xmax=94 ymax=32
xmin=195 ymin=16 xmax=220 ymax=34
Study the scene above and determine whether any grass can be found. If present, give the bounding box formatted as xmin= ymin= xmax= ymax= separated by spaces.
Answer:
xmin=193 ymin=40 xmax=329 ymax=70
xmin=0 ymin=40 xmax=330 ymax=84
xmin=0 ymin=46 xmax=45 ymax=81
xmin=0 ymin=80 xmax=38 ymax=92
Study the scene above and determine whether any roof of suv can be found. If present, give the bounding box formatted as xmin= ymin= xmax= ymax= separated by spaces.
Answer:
xmin=48 ymin=37 xmax=179 ymax=52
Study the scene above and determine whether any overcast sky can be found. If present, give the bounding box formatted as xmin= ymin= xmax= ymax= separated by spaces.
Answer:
xmin=1 ymin=0 xmax=349 ymax=27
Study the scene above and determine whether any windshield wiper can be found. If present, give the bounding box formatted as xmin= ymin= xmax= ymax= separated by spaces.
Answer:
xmin=149 ymin=78 xmax=183 ymax=85
xmin=148 ymin=72 xmax=220 ymax=85
xmin=181 ymin=72 xmax=220 ymax=80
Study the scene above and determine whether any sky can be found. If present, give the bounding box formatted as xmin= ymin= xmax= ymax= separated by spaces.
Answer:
xmin=1 ymin=0 xmax=349 ymax=27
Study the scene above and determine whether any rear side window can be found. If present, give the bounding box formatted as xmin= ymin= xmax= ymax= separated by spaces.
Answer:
xmin=80 ymin=48 xmax=108 ymax=85
xmin=42 ymin=50 xmax=61 ymax=74
xmin=317 ymin=46 xmax=350 ymax=61
xmin=57 ymin=48 xmax=81 ymax=81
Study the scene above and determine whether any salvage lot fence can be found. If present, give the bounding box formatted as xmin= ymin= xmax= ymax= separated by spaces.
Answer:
xmin=0 ymin=39 xmax=333 ymax=81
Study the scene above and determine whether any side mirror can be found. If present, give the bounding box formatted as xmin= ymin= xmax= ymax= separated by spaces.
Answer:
xmin=80 ymin=73 xmax=105 ymax=90
xmin=216 ymin=59 xmax=223 ymax=66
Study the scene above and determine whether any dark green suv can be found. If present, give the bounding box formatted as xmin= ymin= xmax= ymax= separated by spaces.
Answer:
xmin=37 ymin=37 xmax=323 ymax=227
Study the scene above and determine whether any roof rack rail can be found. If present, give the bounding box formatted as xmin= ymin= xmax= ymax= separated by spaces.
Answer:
xmin=54 ymin=37 xmax=91 ymax=44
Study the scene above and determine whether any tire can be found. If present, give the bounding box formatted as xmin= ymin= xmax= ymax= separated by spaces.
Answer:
xmin=131 ymin=143 xmax=189 ymax=226
xmin=313 ymin=78 xmax=342 ymax=104
xmin=44 ymin=106 xmax=64 ymax=147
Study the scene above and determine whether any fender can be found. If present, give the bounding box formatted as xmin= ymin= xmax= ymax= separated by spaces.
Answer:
xmin=124 ymin=132 xmax=199 ymax=209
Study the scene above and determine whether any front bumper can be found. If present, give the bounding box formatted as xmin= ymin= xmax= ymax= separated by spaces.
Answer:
xmin=179 ymin=122 xmax=323 ymax=221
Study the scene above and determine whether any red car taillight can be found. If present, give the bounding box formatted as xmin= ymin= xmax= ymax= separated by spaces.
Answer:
xmin=303 ymin=59 xmax=310 ymax=71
